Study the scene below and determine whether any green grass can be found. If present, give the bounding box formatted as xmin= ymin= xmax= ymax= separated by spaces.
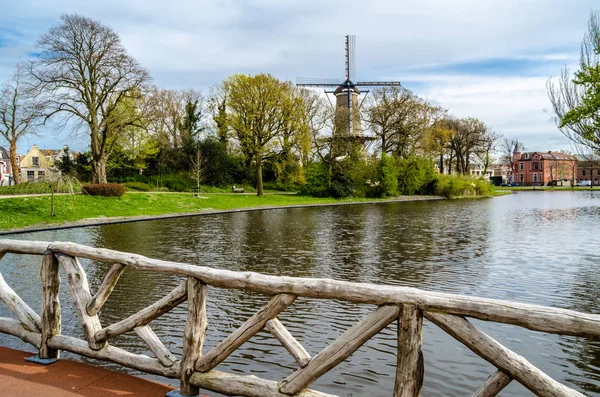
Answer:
xmin=0 ymin=192 xmax=377 ymax=231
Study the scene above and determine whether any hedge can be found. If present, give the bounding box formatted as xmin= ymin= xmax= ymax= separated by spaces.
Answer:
xmin=82 ymin=183 xmax=125 ymax=197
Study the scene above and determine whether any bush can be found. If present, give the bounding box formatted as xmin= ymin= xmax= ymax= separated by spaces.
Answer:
xmin=299 ymin=162 xmax=330 ymax=197
xmin=124 ymin=182 xmax=151 ymax=191
xmin=433 ymin=174 xmax=494 ymax=198
xmin=397 ymin=156 xmax=436 ymax=195
xmin=83 ymin=183 xmax=125 ymax=197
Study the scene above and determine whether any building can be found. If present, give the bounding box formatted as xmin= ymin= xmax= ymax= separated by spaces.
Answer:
xmin=575 ymin=155 xmax=600 ymax=185
xmin=0 ymin=147 xmax=16 ymax=186
xmin=19 ymin=145 xmax=59 ymax=182
xmin=511 ymin=150 xmax=577 ymax=186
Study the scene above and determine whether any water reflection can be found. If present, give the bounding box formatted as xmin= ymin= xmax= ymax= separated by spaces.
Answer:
xmin=2 ymin=191 xmax=600 ymax=396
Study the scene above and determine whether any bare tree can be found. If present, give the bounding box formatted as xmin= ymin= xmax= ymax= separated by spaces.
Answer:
xmin=0 ymin=62 xmax=45 ymax=184
xmin=499 ymin=138 xmax=525 ymax=182
xmin=30 ymin=14 xmax=150 ymax=183
xmin=364 ymin=86 xmax=442 ymax=158
xmin=444 ymin=117 xmax=490 ymax=174
xmin=547 ymin=11 xmax=600 ymax=152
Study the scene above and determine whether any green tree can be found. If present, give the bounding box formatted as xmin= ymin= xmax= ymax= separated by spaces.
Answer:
xmin=548 ymin=10 xmax=600 ymax=151
xmin=222 ymin=73 xmax=301 ymax=196
xmin=31 ymin=14 xmax=150 ymax=183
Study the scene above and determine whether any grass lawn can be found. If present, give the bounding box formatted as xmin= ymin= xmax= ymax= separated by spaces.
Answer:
xmin=0 ymin=192 xmax=379 ymax=231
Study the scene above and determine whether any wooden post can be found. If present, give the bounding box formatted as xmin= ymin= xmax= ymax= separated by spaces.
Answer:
xmin=425 ymin=312 xmax=585 ymax=397
xmin=265 ymin=318 xmax=311 ymax=368
xmin=394 ymin=304 xmax=423 ymax=397
xmin=472 ymin=370 xmax=512 ymax=397
xmin=0 ymin=272 xmax=42 ymax=332
xmin=40 ymin=250 xmax=61 ymax=359
xmin=279 ymin=305 xmax=400 ymax=395
xmin=56 ymin=253 xmax=106 ymax=350
xmin=87 ymin=263 xmax=127 ymax=316
xmin=180 ymin=277 xmax=207 ymax=396
xmin=195 ymin=293 xmax=296 ymax=373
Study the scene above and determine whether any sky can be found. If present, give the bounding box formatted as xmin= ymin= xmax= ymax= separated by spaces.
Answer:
xmin=0 ymin=0 xmax=597 ymax=154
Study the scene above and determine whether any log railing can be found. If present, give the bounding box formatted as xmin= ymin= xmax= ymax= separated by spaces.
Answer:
xmin=0 ymin=239 xmax=594 ymax=397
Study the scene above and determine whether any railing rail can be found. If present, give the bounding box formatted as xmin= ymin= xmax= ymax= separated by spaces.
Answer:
xmin=0 ymin=239 xmax=591 ymax=397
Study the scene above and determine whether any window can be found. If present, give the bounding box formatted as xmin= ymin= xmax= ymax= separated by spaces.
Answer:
xmin=533 ymin=173 xmax=538 ymax=182
xmin=520 ymin=162 xmax=524 ymax=170
xmin=597 ymin=170 xmax=600 ymax=176
xmin=535 ymin=155 xmax=538 ymax=159
xmin=583 ymin=170 xmax=586 ymax=176
xmin=32 ymin=156 xmax=39 ymax=167
xmin=27 ymin=170 xmax=35 ymax=182
xmin=533 ymin=162 xmax=538 ymax=170
xmin=38 ymin=171 xmax=45 ymax=181
xmin=520 ymin=173 xmax=524 ymax=182
xmin=525 ymin=153 xmax=529 ymax=159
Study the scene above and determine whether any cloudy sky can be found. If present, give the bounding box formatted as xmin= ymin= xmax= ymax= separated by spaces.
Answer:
xmin=0 ymin=0 xmax=596 ymax=153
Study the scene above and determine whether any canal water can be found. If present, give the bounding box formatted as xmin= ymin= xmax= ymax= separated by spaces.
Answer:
xmin=2 ymin=191 xmax=600 ymax=396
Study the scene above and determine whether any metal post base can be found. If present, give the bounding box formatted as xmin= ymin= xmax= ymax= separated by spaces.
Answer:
xmin=25 ymin=355 xmax=59 ymax=365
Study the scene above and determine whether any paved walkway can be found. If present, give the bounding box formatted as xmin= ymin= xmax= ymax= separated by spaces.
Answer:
xmin=0 ymin=346 xmax=177 ymax=397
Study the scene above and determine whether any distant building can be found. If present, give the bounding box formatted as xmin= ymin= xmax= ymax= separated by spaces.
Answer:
xmin=468 ymin=163 xmax=493 ymax=179
xmin=575 ymin=154 xmax=600 ymax=186
xmin=19 ymin=145 xmax=59 ymax=182
xmin=0 ymin=147 xmax=15 ymax=186
xmin=511 ymin=150 xmax=577 ymax=186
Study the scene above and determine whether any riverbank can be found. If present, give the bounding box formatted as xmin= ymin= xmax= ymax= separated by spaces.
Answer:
xmin=0 ymin=192 xmax=444 ymax=234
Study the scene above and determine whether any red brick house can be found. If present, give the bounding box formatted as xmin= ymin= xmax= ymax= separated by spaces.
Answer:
xmin=511 ymin=150 xmax=577 ymax=186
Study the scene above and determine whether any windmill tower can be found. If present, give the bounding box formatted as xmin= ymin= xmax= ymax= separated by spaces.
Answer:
xmin=297 ymin=35 xmax=401 ymax=156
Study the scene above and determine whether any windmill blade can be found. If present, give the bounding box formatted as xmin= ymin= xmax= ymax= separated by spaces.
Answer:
xmin=345 ymin=35 xmax=356 ymax=80
xmin=355 ymin=81 xmax=401 ymax=86
xmin=296 ymin=77 xmax=341 ymax=87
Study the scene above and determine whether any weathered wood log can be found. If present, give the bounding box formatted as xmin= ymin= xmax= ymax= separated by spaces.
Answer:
xmin=189 ymin=370 xmax=338 ymax=397
xmin=180 ymin=277 xmax=208 ymax=396
xmin=48 ymin=334 xmax=180 ymax=378
xmin=45 ymin=240 xmax=600 ymax=339
xmin=279 ymin=305 xmax=400 ymax=395
xmin=266 ymin=318 xmax=311 ymax=368
xmin=87 ymin=263 xmax=127 ymax=316
xmin=394 ymin=305 xmax=423 ymax=397
xmin=40 ymin=251 xmax=61 ymax=359
xmin=56 ymin=253 xmax=105 ymax=350
xmin=94 ymin=281 xmax=187 ymax=343
xmin=472 ymin=370 xmax=512 ymax=397
xmin=196 ymin=294 xmax=296 ymax=373
xmin=0 ymin=240 xmax=50 ymax=255
xmin=135 ymin=325 xmax=178 ymax=367
xmin=424 ymin=312 xmax=585 ymax=397
xmin=0 ymin=316 xmax=41 ymax=348
xmin=0 ymin=272 xmax=41 ymax=332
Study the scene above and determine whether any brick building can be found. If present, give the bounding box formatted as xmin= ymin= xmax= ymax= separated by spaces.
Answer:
xmin=511 ymin=150 xmax=577 ymax=186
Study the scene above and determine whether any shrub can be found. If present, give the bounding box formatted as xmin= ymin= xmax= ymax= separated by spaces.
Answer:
xmin=124 ymin=182 xmax=151 ymax=191
xmin=433 ymin=174 xmax=494 ymax=198
xmin=83 ymin=183 xmax=125 ymax=197
xmin=299 ymin=162 xmax=330 ymax=197
xmin=397 ymin=156 xmax=436 ymax=195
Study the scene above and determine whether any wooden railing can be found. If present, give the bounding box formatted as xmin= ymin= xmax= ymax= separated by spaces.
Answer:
xmin=0 ymin=239 xmax=595 ymax=397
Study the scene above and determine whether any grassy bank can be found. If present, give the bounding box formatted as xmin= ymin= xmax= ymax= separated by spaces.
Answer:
xmin=0 ymin=192 xmax=389 ymax=231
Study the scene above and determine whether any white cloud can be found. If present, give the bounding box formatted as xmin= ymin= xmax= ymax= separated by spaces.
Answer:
xmin=0 ymin=0 xmax=597 ymax=151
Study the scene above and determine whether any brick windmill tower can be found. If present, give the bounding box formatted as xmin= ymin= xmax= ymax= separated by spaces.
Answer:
xmin=297 ymin=35 xmax=401 ymax=157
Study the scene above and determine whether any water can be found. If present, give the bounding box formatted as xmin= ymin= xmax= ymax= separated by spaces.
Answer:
xmin=2 ymin=191 xmax=600 ymax=396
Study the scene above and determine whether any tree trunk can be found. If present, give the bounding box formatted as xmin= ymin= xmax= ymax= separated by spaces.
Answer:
xmin=439 ymin=154 xmax=444 ymax=174
xmin=92 ymin=155 xmax=107 ymax=184
xmin=256 ymin=160 xmax=264 ymax=197
xmin=9 ymin=141 xmax=20 ymax=184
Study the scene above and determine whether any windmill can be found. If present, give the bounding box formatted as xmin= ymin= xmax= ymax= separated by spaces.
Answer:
xmin=297 ymin=35 xmax=401 ymax=155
